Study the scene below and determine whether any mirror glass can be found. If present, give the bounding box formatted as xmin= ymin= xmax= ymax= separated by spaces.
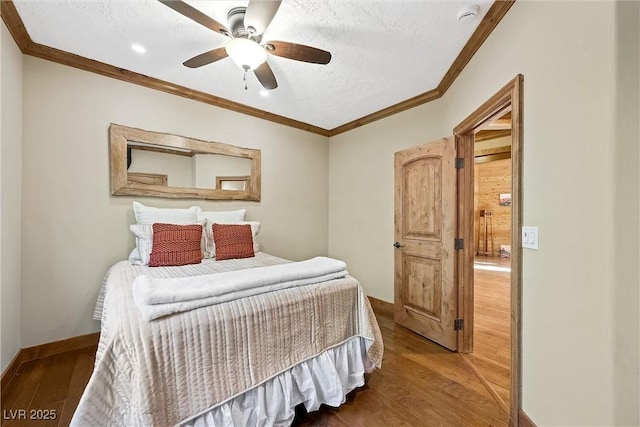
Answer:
xmin=110 ymin=124 xmax=261 ymax=201
xmin=127 ymin=145 xmax=252 ymax=190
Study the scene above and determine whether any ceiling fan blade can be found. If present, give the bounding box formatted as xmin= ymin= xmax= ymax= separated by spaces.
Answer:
xmin=254 ymin=62 xmax=278 ymax=90
xmin=244 ymin=0 xmax=282 ymax=36
xmin=183 ymin=47 xmax=228 ymax=68
xmin=158 ymin=0 xmax=229 ymax=35
xmin=266 ymin=41 xmax=331 ymax=64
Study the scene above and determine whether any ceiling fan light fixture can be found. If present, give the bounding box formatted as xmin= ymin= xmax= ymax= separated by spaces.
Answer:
xmin=225 ymin=38 xmax=267 ymax=70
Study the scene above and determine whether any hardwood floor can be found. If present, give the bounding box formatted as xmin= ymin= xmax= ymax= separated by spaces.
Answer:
xmin=1 ymin=346 xmax=95 ymax=427
xmin=2 ymin=312 xmax=510 ymax=427
xmin=464 ymin=255 xmax=511 ymax=410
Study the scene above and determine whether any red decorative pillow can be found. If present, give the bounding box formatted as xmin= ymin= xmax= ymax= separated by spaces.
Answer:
xmin=148 ymin=223 xmax=203 ymax=267
xmin=213 ymin=223 xmax=255 ymax=260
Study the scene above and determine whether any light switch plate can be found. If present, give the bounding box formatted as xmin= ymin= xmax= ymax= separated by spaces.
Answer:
xmin=522 ymin=226 xmax=539 ymax=249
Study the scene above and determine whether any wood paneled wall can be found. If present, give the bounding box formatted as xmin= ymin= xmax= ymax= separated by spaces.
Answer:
xmin=474 ymin=158 xmax=511 ymax=255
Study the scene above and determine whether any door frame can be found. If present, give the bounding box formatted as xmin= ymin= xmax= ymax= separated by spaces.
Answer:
xmin=454 ymin=75 xmax=523 ymax=425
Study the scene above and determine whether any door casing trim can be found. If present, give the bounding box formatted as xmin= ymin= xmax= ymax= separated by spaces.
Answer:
xmin=454 ymin=74 xmax=523 ymax=426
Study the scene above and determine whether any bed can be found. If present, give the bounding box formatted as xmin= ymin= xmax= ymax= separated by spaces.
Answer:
xmin=71 ymin=252 xmax=383 ymax=426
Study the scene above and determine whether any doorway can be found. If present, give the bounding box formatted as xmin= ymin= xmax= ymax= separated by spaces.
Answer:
xmin=463 ymin=115 xmax=513 ymax=412
xmin=393 ymin=75 xmax=523 ymax=425
xmin=454 ymin=75 xmax=523 ymax=425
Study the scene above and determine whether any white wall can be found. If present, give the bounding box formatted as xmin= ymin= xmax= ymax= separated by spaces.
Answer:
xmin=328 ymin=102 xmax=445 ymax=302
xmin=0 ymin=22 xmax=23 ymax=372
xmin=442 ymin=2 xmax=625 ymax=425
xmin=21 ymin=57 xmax=329 ymax=347
xmin=613 ymin=1 xmax=639 ymax=424
xmin=329 ymin=1 xmax=638 ymax=425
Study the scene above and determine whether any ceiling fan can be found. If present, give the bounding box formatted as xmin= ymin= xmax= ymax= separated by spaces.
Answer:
xmin=159 ymin=0 xmax=332 ymax=91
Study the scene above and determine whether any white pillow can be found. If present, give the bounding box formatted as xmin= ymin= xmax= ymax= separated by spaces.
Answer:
xmin=128 ymin=247 xmax=143 ymax=265
xmin=197 ymin=209 xmax=246 ymax=224
xmin=129 ymin=223 xmax=206 ymax=266
xmin=129 ymin=224 xmax=155 ymax=265
xmin=133 ymin=201 xmax=199 ymax=225
xmin=204 ymin=221 xmax=260 ymax=258
xmin=129 ymin=202 xmax=201 ymax=263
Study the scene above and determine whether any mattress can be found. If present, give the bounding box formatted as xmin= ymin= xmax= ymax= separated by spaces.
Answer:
xmin=73 ymin=253 xmax=383 ymax=426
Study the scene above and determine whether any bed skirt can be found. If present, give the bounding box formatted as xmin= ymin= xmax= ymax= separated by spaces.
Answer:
xmin=182 ymin=336 xmax=374 ymax=427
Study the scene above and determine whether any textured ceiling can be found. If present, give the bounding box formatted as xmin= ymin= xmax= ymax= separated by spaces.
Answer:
xmin=12 ymin=0 xmax=493 ymax=130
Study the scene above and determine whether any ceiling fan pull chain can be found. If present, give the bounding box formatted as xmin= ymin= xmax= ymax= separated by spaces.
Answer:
xmin=243 ymin=68 xmax=248 ymax=90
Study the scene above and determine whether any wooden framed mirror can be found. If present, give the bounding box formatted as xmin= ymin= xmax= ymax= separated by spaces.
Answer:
xmin=110 ymin=124 xmax=261 ymax=201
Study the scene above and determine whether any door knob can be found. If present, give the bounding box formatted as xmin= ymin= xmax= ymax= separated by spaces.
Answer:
xmin=393 ymin=242 xmax=404 ymax=248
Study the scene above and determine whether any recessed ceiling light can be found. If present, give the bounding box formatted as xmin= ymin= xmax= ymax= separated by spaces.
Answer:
xmin=131 ymin=44 xmax=146 ymax=54
xmin=457 ymin=4 xmax=480 ymax=23
xmin=260 ymin=90 xmax=269 ymax=97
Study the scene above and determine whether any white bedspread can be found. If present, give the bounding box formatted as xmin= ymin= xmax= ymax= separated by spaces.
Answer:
xmin=73 ymin=253 xmax=383 ymax=427
xmin=133 ymin=256 xmax=348 ymax=320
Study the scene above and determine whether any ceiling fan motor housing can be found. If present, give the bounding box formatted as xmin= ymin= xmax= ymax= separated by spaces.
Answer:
xmin=228 ymin=7 xmax=249 ymax=39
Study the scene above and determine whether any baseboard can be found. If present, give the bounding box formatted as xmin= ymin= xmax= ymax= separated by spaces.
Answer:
xmin=368 ymin=296 xmax=394 ymax=317
xmin=1 ymin=350 xmax=25 ymax=393
xmin=1 ymin=332 xmax=100 ymax=392
xmin=19 ymin=332 xmax=100 ymax=362
xmin=518 ymin=409 xmax=537 ymax=427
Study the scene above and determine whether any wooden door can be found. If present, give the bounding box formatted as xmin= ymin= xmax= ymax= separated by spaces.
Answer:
xmin=394 ymin=137 xmax=457 ymax=351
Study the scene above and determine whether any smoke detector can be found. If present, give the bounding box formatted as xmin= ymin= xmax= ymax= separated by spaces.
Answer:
xmin=457 ymin=4 xmax=480 ymax=23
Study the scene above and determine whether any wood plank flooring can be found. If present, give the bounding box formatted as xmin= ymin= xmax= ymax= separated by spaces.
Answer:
xmin=1 ymin=346 xmax=95 ymax=427
xmin=2 ymin=312 xmax=510 ymax=426
xmin=465 ymin=255 xmax=511 ymax=409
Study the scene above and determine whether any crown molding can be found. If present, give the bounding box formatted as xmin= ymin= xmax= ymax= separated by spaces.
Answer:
xmin=329 ymin=0 xmax=515 ymax=136
xmin=0 ymin=1 xmax=331 ymax=137
xmin=1 ymin=0 xmax=514 ymax=138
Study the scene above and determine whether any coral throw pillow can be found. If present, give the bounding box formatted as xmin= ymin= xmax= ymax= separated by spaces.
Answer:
xmin=149 ymin=223 xmax=203 ymax=267
xmin=213 ymin=223 xmax=255 ymax=260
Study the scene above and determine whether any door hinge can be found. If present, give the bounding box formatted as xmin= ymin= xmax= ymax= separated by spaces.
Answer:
xmin=454 ymin=318 xmax=464 ymax=330
xmin=455 ymin=157 xmax=464 ymax=169
xmin=454 ymin=238 xmax=464 ymax=250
